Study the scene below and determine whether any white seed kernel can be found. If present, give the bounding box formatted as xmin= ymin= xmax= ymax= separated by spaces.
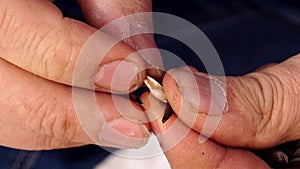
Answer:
xmin=144 ymin=76 xmax=168 ymax=103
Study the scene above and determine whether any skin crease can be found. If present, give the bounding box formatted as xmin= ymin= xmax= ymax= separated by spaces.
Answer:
xmin=0 ymin=0 xmax=154 ymax=150
xmin=140 ymin=92 xmax=269 ymax=169
xmin=0 ymin=0 xmax=146 ymax=93
xmin=163 ymin=54 xmax=300 ymax=150
xmin=0 ymin=58 xmax=151 ymax=150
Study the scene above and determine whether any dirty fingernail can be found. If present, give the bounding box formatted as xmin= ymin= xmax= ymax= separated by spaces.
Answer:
xmin=171 ymin=70 xmax=227 ymax=115
xmin=94 ymin=61 xmax=142 ymax=93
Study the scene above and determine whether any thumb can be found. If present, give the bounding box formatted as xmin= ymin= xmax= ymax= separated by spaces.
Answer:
xmin=1 ymin=0 xmax=146 ymax=94
xmin=78 ymin=0 xmax=164 ymax=77
xmin=163 ymin=54 xmax=300 ymax=149
xmin=77 ymin=0 xmax=152 ymax=30
xmin=139 ymin=92 xmax=269 ymax=169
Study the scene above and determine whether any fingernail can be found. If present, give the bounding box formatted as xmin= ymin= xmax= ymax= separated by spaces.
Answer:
xmin=100 ymin=118 xmax=150 ymax=149
xmin=171 ymin=70 xmax=227 ymax=115
xmin=94 ymin=61 xmax=142 ymax=93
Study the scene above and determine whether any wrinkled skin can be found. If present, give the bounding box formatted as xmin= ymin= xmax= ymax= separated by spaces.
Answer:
xmin=163 ymin=56 xmax=300 ymax=149
xmin=152 ymin=54 xmax=300 ymax=168
xmin=140 ymin=53 xmax=300 ymax=168
xmin=0 ymin=0 xmax=155 ymax=150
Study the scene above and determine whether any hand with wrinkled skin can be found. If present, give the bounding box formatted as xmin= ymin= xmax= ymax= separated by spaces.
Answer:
xmin=141 ymin=92 xmax=270 ymax=169
xmin=163 ymin=54 xmax=300 ymax=149
xmin=78 ymin=0 xmax=163 ymax=70
xmin=144 ymin=53 xmax=300 ymax=168
xmin=0 ymin=0 xmax=156 ymax=150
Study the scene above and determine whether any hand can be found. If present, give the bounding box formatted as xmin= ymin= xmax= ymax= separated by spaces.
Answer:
xmin=140 ymin=92 xmax=270 ymax=169
xmin=78 ymin=0 xmax=164 ymax=74
xmin=162 ymin=53 xmax=300 ymax=149
xmin=0 ymin=0 xmax=155 ymax=150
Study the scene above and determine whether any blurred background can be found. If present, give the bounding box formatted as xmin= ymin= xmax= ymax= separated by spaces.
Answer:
xmin=152 ymin=0 xmax=300 ymax=75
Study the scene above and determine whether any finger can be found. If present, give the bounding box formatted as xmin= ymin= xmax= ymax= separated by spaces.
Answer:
xmin=0 ymin=58 xmax=150 ymax=150
xmin=0 ymin=121 xmax=85 ymax=150
xmin=77 ymin=0 xmax=152 ymax=29
xmin=163 ymin=54 xmax=300 ymax=148
xmin=78 ymin=0 xmax=164 ymax=78
xmin=140 ymin=92 xmax=269 ymax=169
xmin=0 ymin=0 xmax=146 ymax=93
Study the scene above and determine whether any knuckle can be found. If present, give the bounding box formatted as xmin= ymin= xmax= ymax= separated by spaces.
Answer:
xmin=44 ymin=39 xmax=75 ymax=82
xmin=41 ymin=27 xmax=76 ymax=82
xmin=246 ymin=69 xmax=292 ymax=145
xmin=227 ymin=75 xmax=264 ymax=119
xmin=264 ymin=65 xmax=300 ymax=139
xmin=227 ymin=75 xmax=271 ymax=141
xmin=51 ymin=110 xmax=78 ymax=141
xmin=45 ymin=104 xmax=78 ymax=141
xmin=27 ymin=95 xmax=78 ymax=142
xmin=244 ymin=73 xmax=277 ymax=137
xmin=26 ymin=20 xmax=77 ymax=83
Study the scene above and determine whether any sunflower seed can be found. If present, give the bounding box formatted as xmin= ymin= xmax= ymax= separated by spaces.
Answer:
xmin=144 ymin=76 xmax=168 ymax=103
xmin=144 ymin=75 xmax=174 ymax=123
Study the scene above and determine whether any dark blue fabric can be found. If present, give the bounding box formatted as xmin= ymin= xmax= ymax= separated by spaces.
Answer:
xmin=0 ymin=146 xmax=110 ymax=169
xmin=1 ymin=1 xmax=300 ymax=169
xmin=153 ymin=0 xmax=300 ymax=75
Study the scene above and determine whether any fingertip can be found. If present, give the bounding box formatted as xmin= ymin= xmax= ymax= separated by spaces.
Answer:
xmin=94 ymin=59 xmax=144 ymax=94
xmin=91 ymin=41 xmax=147 ymax=93
xmin=99 ymin=118 xmax=150 ymax=149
